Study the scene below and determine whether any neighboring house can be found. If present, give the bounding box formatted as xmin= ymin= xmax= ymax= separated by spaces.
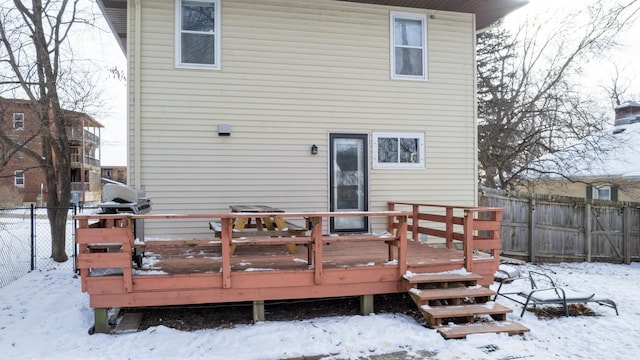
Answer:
xmin=521 ymin=101 xmax=640 ymax=202
xmin=0 ymin=97 xmax=103 ymax=205
xmin=102 ymin=166 xmax=128 ymax=184
xmin=98 ymin=0 xmax=527 ymax=237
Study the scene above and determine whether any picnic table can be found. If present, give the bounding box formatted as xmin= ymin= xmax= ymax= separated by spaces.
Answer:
xmin=209 ymin=205 xmax=307 ymax=254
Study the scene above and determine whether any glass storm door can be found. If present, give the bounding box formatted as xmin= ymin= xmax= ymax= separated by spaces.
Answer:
xmin=329 ymin=134 xmax=368 ymax=233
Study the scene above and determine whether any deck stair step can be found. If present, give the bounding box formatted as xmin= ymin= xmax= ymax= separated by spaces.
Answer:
xmin=404 ymin=272 xmax=483 ymax=286
xmin=404 ymin=271 xmax=529 ymax=338
xmin=409 ymin=286 xmax=496 ymax=303
xmin=436 ymin=321 xmax=530 ymax=339
xmin=420 ymin=303 xmax=512 ymax=327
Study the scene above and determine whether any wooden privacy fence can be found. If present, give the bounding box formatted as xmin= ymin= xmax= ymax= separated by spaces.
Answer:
xmin=479 ymin=188 xmax=640 ymax=264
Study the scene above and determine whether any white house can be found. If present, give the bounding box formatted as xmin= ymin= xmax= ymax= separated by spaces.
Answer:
xmin=98 ymin=0 xmax=527 ymax=237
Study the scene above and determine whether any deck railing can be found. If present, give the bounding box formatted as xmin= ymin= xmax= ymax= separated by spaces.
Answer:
xmin=387 ymin=202 xmax=503 ymax=272
xmin=75 ymin=211 xmax=410 ymax=297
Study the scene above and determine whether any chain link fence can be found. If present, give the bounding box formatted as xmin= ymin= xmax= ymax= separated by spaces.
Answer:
xmin=0 ymin=205 xmax=77 ymax=288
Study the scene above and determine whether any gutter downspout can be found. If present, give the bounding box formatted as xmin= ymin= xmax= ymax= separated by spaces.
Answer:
xmin=132 ymin=0 xmax=142 ymax=189
xmin=472 ymin=14 xmax=479 ymax=206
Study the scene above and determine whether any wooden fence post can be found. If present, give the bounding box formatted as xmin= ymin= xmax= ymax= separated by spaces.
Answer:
xmin=623 ymin=206 xmax=631 ymax=265
xmin=585 ymin=204 xmax=592 ymax=262
xmin=528 ymin=198 xmax=536 ymax=263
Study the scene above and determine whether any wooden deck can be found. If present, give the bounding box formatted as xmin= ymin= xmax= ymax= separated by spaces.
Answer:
xmin=137 ymin=239 xmax=468 ymax=274
xmin=75 ymin=205 xmax=504 ymax=333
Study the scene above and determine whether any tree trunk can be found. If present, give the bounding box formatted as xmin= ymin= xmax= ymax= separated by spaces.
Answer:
xmin=48 ymin=206 xmax=69 ymax=262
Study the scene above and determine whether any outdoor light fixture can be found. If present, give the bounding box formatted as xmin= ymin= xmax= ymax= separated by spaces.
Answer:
xmin=311 ymin=144 xmax=318 ymax=155
xmin=218 ymin=124 xmax=231 ymax=136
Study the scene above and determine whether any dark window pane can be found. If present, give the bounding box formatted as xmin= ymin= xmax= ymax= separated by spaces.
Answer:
xmin=182 ymin=1 xmax=215 ymax=32
xmin=400 ymin=138 xmax=419 ymax=163
xmin=395 ymin=48 xmax=423 ymax=76
xmin=335 ymin=140 xmax=363 ymax=210
xmin=181 ymin=33 xmax=215 ymax=64
xmin=378 ymin=137 xmax=398 ymax=163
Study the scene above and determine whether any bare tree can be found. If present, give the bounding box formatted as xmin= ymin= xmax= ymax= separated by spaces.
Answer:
xmin=477 ymin=0 xmax=640 ymax=190
xmin=602 ymin=64 xmax=640 ymax=107
xmin=0 ymin=0 xmax=96 ymax=262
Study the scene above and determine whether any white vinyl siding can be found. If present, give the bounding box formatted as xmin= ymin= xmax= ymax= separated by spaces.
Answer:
xmin=130 ymin=0 xmax=476 ymax=237
xmin=175 ymin=0 xmax=221 ymax=69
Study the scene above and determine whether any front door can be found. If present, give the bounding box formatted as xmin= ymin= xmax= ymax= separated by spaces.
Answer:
xmin=329 ymin=134 xmax=368 ymax=232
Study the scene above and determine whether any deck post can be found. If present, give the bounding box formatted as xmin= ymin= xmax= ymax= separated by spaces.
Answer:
xmin=397 ymin=215 xmax=408 ymax=276
xmin=221 ymin=218 xmax=232 ymax=288
xmin=93 ymin=308 xmax=109 ymax=334
xmin=463 ymin=210 xmax=474 ymax=272
xmin=311 ymin=216 xmax=323 ymax=285
xmin=445 ymin=207 xmax=454 ymax=249
xmin=490 ymin=209 xmax=502 ymax=268
xmin=252 ymin=300 xmax=265 ymax=322
xmin=387 ymin=202 xmax=395 ymax=233
xmin=360 ymin=295 xmax=374 ymax=315
xmin=412 ymin=205 xmax=419 ymax=241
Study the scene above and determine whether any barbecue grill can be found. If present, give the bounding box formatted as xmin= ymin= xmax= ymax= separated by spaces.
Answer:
xmin=97 ymin=180 xmax=151 ymax=267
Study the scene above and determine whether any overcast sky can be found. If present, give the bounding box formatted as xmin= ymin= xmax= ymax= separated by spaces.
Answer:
xmin=504 ymin=0 xmax=640 ymax=107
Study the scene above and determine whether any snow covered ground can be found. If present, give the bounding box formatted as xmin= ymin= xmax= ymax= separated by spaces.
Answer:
xmin=0 ymin=261 xmax=638 ymax=359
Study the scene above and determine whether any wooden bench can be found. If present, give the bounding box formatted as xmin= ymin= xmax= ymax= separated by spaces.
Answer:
xmin=209 ymin=220 xmax=307 ymax=238
xmin=209 ymin=220 xmax=308 ymax=254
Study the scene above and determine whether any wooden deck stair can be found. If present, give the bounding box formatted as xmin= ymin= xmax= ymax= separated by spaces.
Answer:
xmin=403 ymin=272 xmax=529 ymax=339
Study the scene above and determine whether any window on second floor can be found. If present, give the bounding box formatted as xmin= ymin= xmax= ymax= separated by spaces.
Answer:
xmin=15 ymin=170 xmax=24 ymax=187
xmin=13 ymin=113 xmax=24 ymax=130
xmin=390 ymin=12 xmax=427 ymax=80
xmin=373 ymin=132 xmax=425 ymax=169
xmin=175 ymin=0 xmax=221 ymax=70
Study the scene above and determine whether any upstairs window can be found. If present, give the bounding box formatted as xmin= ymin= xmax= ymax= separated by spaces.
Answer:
xmin=13 ymin=113 xmax=24 ymax=130
xmin=15 ymin=170 xmax=24 ymax=187
xmin=373 ymin=132 xmax=425 ymax=169
xmin=175 ymin=0 xmax=221 ymax=69
xmin=390 ymin=12 xmax=427 ymax=80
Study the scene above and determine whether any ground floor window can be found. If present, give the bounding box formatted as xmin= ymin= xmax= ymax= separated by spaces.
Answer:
xmin=588 ymin=185 xmax=618 ymax=201
xmin=373 ymin=132 xmax=425 ymax=169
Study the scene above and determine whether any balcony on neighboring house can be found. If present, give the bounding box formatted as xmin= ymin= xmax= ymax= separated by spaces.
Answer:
xmin=66 ymin=127 xmax=100 ymax=145
xmin=71 ymin=151 xmax=100 ymax=168
xmin=71 ymin=182 xmax=92 ymax=192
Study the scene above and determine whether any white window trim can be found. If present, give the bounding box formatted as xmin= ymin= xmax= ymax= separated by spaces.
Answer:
xmin=175 ymin=0 xmax=221 ymax=70
xmin=14 ymin=170 xmax=24 ymax=187
xmin=390 ymin=11 xmax=428 ymax=81
xmin=592 ymin=185 xmax=611 ymax=200
xmin=373 ymin=132 xmax=425 ymax=169
xmin=13 ymin=113 xmax=24 ymax=130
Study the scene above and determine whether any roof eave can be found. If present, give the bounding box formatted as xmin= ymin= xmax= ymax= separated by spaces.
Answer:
xmin=98 ymin=0 xmax=528 ymax=56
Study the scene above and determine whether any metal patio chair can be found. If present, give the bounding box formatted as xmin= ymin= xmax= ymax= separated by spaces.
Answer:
xmin=494 ymin=268 xmax=618 ymax=317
